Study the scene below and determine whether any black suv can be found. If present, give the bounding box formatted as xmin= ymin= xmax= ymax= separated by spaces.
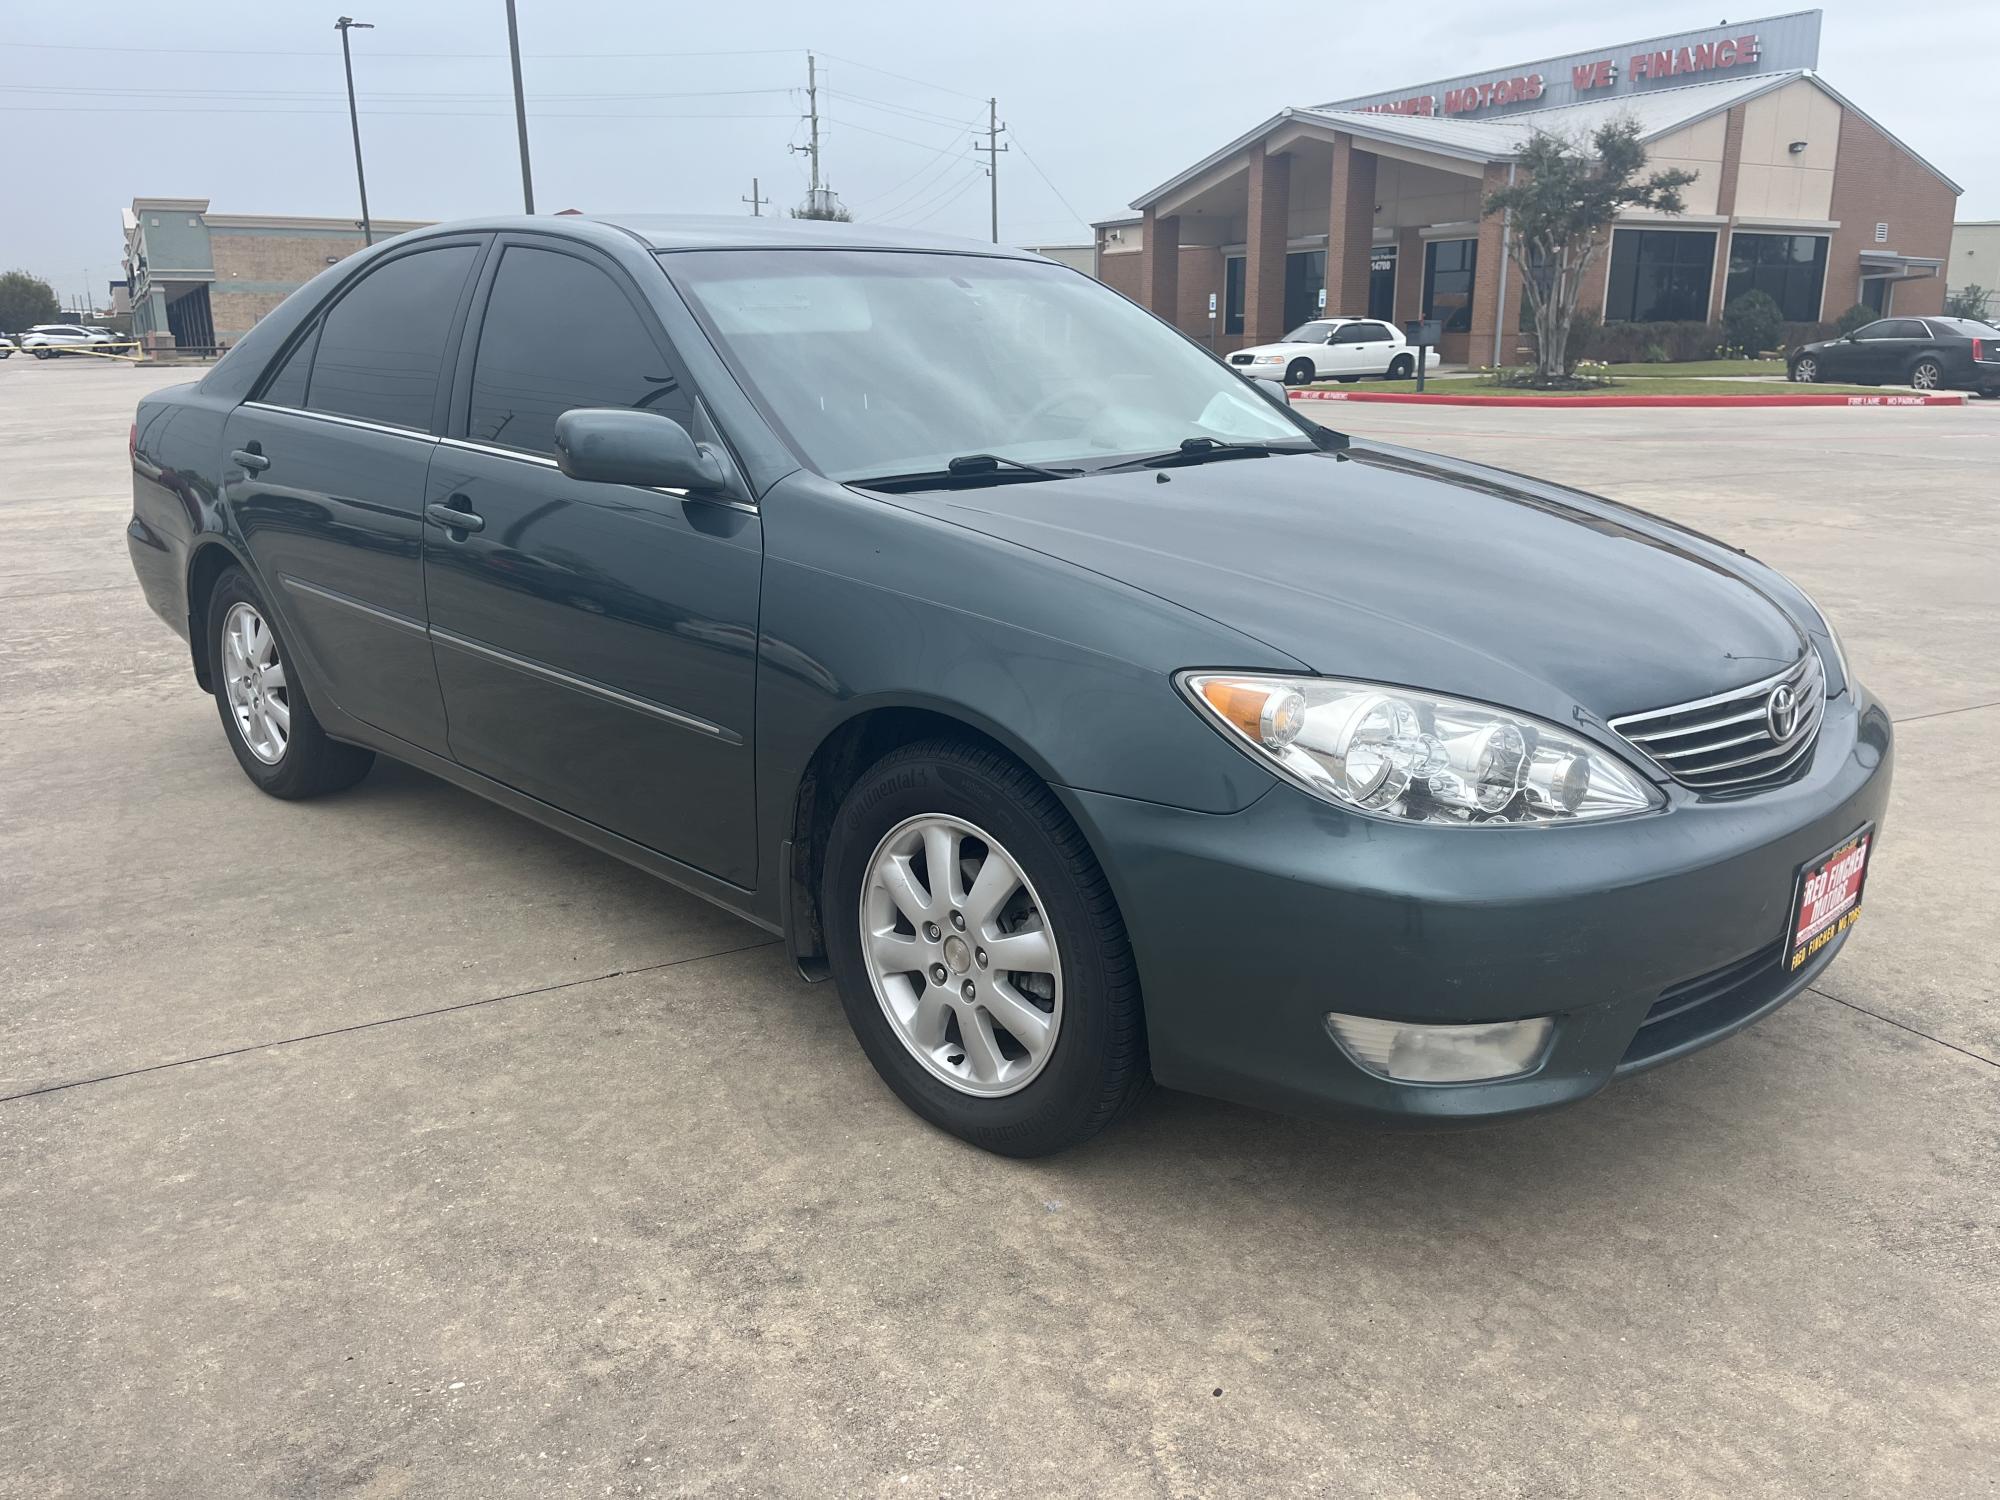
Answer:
xmin=1789 ymin=315 xmax=2000 ymax=395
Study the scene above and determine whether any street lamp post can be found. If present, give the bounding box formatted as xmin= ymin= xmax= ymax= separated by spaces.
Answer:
xmin=334 ymin=17 xmax=375 ymax=245
xmin=503 ymin=0 xmax=535 ymax=213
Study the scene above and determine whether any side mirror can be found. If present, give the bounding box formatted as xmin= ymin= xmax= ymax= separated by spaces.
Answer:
xmin=1252 ymin=376 xmax=1291 ymax=411
xmin=553 ymin=408 xmax=727 ymax=491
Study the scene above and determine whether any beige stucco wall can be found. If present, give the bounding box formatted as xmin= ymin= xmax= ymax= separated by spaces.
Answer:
xmin=1372 ymin=157 xmax=1479 ymax=233
xmin=1641 ymin=111 xmax=1728 ymax=216
xmin=1947 ymin=223 xmax=2000 ymax=312
xmin=1734 ymin=79 xmax=1842 ymax=222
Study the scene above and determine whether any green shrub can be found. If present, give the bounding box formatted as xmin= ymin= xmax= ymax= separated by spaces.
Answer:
xmin=1723 ymin=290 xmax=1785 ymax=356
xmin=1835 ymin=302 xmax=1875 ymax=335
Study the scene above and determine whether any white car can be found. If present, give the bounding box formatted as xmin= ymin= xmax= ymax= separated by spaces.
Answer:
xmin=1228 ymin=318 xmax=1440 ymax=386
xmin=19 ymin=324 xmax=118 ymax=358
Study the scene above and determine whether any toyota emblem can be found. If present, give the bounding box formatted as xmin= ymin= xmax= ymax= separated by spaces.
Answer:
xmin=1766 ymin=683 xmax=1800 ymax=741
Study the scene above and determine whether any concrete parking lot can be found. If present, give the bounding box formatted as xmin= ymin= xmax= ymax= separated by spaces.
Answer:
xmin=3 ymin=357 xmax=1996 ymax=1499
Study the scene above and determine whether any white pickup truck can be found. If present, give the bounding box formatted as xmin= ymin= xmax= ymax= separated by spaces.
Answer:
xmin=1229 ymin=318 xmax=1441 ymax=386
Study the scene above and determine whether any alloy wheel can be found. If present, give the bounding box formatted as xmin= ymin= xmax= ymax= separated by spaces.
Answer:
xmin=1793 ymin=357 xmax=1817 ymax=383
xmin=220 ymin=601 xmax=291 ymax=764
xmin=1910 ymin=361 xmax=1941 ymax=390
xmin=859 ymin=814 xmax=1063 ymax=1097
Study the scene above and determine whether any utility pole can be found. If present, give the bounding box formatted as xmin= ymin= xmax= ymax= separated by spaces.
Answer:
xmin=972 ymin=97 xmax=1007 ymax=243
xmin=334 ymin=17 xmax=374 ymax=245
xmin=503 ymin=0 xmax=535 ymax=213
xmin=741 ymin=177 xmax=768 ymax=216
xmin=789 ymin=52 xmax=823 ymax=212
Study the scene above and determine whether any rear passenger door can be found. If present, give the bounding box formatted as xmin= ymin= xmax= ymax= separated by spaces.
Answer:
xmin=222 ymin=237 xmax=486 ymax=755
xmin=422 ymin=236 xmax=763 ymax=888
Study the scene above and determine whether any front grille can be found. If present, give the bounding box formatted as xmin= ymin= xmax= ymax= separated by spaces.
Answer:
xmin=1609 ymin=651 xmax=1825 ymax=792
xmin=1229 ymin=353 xmax=1255 ymax=365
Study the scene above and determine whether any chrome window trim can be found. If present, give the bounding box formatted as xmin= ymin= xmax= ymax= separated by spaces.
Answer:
xmin=435 ymin=435 xmax=757 ymax=514
xmin=428 ymin=625 xmax=741 ymax=745
xmin=278 ymin=574 xmax=429 ymax=638
xmin=243 ymin=400 xmax=439 ymax=444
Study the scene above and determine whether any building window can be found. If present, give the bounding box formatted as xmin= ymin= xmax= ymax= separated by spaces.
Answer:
xmin=1604 ymin=229 xmax=1716 ymax=322
xmin=1422 ymin=239 xmax=1477 ymax=332
xmin=1224 ymin=255 xmax=1245 ymax=336
xmin=1283 ymin=250 xmax=1326 ymax=331
xmin=1368 ymin=250 xmax=1396 ymax=322
xmin=1725 ymin=233 xmax=1828 ymax=322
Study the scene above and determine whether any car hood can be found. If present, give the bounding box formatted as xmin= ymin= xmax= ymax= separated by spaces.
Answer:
xmin=879 ymin=443 xmax=1808 ymax=726
xmin=1231 ymin=342 xmax=1316 ymax=359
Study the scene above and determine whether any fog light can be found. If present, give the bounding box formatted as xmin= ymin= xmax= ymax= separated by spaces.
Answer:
xmin=1324 ymin=1012 xmax=1554 ymax=1083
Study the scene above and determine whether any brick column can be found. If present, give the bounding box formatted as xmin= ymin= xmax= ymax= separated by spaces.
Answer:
xmin=1466 ymin=164 xmax=1511 ymax=369
xmin=1393 ymin=227 xmax=1423 ymax=326
xmin=1244 ymin=148 xmax=1291 ymax=345
xmin=1141 ymin=209 xmax=1180 ymax=323
xmin=1707 ymin=104 xmax=1748 ymax=323
xmin=1327 ymin=135 xmax=1377 ymax=318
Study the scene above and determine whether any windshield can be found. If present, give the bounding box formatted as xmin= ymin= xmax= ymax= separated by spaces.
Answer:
xmin=1281 ymin=322 xmax=1337 ymax=343
xmin=662 ymin=249 xmax=1310 ymax=481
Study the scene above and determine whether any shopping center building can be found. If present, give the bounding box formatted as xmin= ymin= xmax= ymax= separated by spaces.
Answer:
xmin=1092 ymin=10 xmax=1961 ymax=364
xmin=122 ymin=198 xmax=430 ymax=352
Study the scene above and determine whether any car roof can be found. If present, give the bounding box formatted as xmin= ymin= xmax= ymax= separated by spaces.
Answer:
xmin=402 ymin=212 xmax=1053 ymax=260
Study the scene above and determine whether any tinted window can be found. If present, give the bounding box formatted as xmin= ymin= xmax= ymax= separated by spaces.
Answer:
xmin=1886 ymin=320 xmax=1929 ymax=339
xmin=1423 ymin=239 xmax=1477 ymax=332
xmin=1605 ymin=229 xmax=1715 ymax=323
xmin=1725 ymin=233 xmax=1827 ymax=322
xmin=467 ymin=247 xmax=688 ymax=457
xmin=1852 ymin=321 xmax=1895 ymax=340
xmin=258 ymin=323 xmax=320 ymax=409
xmin=308 ymin=245 xmax=478 ymax=430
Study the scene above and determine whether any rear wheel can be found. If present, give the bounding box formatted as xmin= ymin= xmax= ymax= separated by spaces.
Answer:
xmin=1790 ymin=355 xmax=1818 ymax=383
xmin=32 ymin=347 xmax=52 ymax=360
xmin=1388 ymin=354 xmax=1415 ymax=379
xmin=1908 ymin=357 xmax=1944 ymax=391
xmin=1284 ymin=358 xmax=1315 ymax=387
xmin=206 ymin=567 xmax=374 ymax=799
xmin=823 ymin=739 xmax=1148 ymax=1157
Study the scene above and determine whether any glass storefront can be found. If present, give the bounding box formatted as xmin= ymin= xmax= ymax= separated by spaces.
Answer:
xmin=1423 ymin=239 xmax=1477 ymax=332
xmin=1605 ymin=228 xmax=1716 ymax=322
xmin=1725 ymin=232 xmax=1828 ymax=322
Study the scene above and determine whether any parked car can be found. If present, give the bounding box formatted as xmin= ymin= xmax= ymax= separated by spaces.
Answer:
xmin=19 ymin=323 xmax=117 ymax=358
xmin=0 ymin=333 xmax=14 ymax=358
xmin=125 ymin=217 xmax=1888 ymax=1156
xmin=1228 ymin=317 xmax=1440 ymax=385
xmin=1788 ymin=315 xmax=2000 ymax=394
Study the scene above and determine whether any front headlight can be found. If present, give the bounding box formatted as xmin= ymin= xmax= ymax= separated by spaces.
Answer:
xmin=1252 ymin=354 xmax=1283 ymax=364
xmin=1180 ymin=672 xmax=1663 ymax=825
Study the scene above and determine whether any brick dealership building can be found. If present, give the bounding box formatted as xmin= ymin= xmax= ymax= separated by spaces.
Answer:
xmin=122 ymin=198 xmax=430 ymax=352
xmin=1093 ymin=10 xmax=1961 ymax=364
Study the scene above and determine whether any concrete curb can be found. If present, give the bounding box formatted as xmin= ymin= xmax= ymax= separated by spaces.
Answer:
xmin=1289 ymin=388 xmax=1970 ymax=408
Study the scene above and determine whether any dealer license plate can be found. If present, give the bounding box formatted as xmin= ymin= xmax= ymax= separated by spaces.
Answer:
xmin=1789 ymin=827 xmax=1872 ymax=971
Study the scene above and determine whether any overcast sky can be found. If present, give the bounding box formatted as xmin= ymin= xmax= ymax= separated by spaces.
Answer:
xmin=3 ymin=0 xmax=1993 ymax=308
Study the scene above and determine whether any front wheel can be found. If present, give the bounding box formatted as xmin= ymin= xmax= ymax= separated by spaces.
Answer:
xmin=822 ymin=739 xmax=1148 ymax=1157
xmin=1790 ymin=356 xmax=1818 ymax=383
xmin=1284 ymin=358 xmax=1315 ymax=387
xmin=1388 ymin=354 xmax=1415 ymax=379
xmin=206 ymin=567 xmax=374 ymax=798
xmin=32 ymin=347 xmax=52 ymax=360
xmin=1908 ymin=357 xmax=1944 ymax=391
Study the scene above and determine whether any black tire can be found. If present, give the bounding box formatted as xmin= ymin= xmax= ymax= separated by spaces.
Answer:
xmin=822 ymin=739 xmax=1149 ymax=1157
xmin=1284 ymin=358 xmax=1315 ymax=387
xmin=1908 ymin=357 xmax=1944 ymax=392
xmin=32 ymin=347 xmax=52 ymax=360
xmin=205 ymin=566 xmax=374 ymax=799
xmin=1790 ymin=356 xmax=1818 ymax=383
xmin=1388 ymin=354 xmax=1415 ymax=379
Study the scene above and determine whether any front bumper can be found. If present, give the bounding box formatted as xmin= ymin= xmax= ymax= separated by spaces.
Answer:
xmin=1061 ymin=688 xmax=1892 ymax=1125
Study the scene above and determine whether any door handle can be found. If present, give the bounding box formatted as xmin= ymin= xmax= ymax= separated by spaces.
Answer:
xmin=425 ymin=500 xmax=485 ymax=535
xmin=230 ymin=447 xmax=270 ymax=473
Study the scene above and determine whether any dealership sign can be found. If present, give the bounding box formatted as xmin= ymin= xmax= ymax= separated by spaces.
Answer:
xmin=1325 ymin=9 xmax=1820 ymax=120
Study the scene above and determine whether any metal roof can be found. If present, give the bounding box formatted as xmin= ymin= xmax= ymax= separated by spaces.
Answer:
xmin=1132 ymin=69 xmax=1960 ymax=210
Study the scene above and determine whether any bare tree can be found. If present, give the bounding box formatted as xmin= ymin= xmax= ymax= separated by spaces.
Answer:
xmin=1484 ymin=121 xmax=1696 ymax=385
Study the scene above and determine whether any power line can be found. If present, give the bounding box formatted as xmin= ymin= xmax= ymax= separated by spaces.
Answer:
xmin=1007 ymin=130 xmax=1092 ymax=233
xmin=822 ymin=87 xmax=980 ymax=130
xmin=811 ymin=50 xmax=986 ymax=103
xmin=851 ymin=133 xmax=977 ymax=213
xmin=822 ymin=114 xmax=976 ymax=153
xmin=0 ymin=104 xmax=801 ymax=119
xmin=883 ymin=165 xmax=984 ymax=228
xmin=0 ymin=39 xmax=802 ymax=60
xmin=0 ymin=84 xmax=796 ymax=102
xmin=862 ymin=146 xmax=979 ymax=221
xmin=902 ymin=172 xmax=985 ymax=229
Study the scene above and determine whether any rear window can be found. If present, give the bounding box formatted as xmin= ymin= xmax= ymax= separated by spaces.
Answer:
xmin=306 ymin=245 xmax=478 ymax=431
xmin=1928 ymin=316 xmax=1999 ymax=337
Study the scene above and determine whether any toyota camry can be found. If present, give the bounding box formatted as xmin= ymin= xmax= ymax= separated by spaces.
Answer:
xmin=124 ymin=216 xmax=1889 ymax=1156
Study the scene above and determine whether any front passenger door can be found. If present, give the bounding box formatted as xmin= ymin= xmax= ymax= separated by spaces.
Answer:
xmin=422 ymin=239 xmax=763 ymax=887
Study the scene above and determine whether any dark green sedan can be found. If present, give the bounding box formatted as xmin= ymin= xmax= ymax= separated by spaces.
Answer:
xmin=125 ymin=216 xmax=1889 ymax=1155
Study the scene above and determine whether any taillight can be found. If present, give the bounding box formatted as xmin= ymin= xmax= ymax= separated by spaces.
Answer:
xmin=1975 ymin=337 xmax=1986 ymax=362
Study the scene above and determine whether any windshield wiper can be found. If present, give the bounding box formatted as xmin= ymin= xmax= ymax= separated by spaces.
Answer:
xmin=1096 ymin=437 xmax=1316 ymax=473
xmin=849 ymin=452 xmax=1083 ymax=492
